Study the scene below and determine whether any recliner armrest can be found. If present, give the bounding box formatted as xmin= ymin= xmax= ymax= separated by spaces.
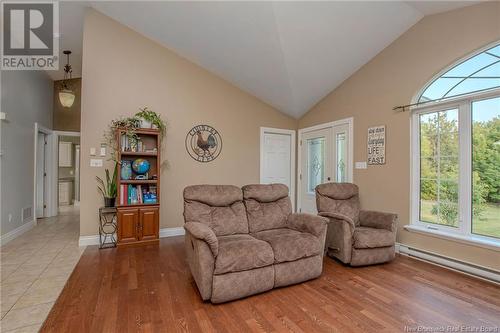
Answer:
xmin=359 ymin=210 xmax=398 ymax=232
xmin=287 ymin=213 xmax=328 ymax=238
xmin=184 ymin=222 xmax=219 ymax=257
xmin=318 ymin=212 xmax=355 ymax=229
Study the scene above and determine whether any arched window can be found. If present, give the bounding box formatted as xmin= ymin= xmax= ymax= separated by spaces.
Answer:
xmin=419 ymin=43 xmax=500 ymax=102
xmin=410 ymin=42 xmax=500 ymax=248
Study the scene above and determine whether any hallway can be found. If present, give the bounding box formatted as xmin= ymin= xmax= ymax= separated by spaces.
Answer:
xmin=0 ymin=208 xmax=83 ymax=332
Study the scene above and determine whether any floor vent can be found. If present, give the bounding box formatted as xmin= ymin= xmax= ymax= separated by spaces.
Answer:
xmin=397 ymin=244 xmax=500 ymax=284
xmin=22 ymin=207 xmax=32 ymax=222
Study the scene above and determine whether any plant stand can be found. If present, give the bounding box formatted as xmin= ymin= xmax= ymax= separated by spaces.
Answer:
xmin=99 ymin=207 xmax=117 ymax=249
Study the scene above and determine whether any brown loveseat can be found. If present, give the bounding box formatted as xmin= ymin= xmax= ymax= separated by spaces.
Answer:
xmin=183 ymin=184 xmax=328 ymax=303
xmin=316 ymin=183 xmax=398 ymax=266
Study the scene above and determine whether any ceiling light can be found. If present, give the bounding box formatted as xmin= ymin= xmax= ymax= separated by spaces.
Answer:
xmin=58 ymin=50 xmax=75 ymax=108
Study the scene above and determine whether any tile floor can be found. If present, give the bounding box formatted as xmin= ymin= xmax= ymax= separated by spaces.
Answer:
xmin=0 ymin=206 xmax=84 ymax=332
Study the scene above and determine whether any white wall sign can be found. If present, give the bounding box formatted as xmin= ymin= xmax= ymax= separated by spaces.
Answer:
xmin=367 ymin=125 xmax=386 ymax=165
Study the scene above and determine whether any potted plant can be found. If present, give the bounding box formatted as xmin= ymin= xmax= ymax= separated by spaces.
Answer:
xmin=104 ymin=116 xmax=141 ymax=162
xmin=135 ymin=107 xmax=167 ymax=136
xmin=96 ymin=163 xmax=118 ymax=207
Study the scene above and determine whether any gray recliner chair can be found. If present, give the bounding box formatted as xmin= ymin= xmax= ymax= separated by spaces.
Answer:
xmin=315 ymin=183 xmax=398 ymax=266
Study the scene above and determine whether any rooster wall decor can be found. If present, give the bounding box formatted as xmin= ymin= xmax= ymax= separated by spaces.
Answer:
xmin=185 ymin=125 xmax=222 ymax=162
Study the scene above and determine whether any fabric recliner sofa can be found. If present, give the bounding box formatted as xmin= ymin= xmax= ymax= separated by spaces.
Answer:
xmin=183 ymin=183 xmax=328 ymax=303
xmin=316 ymin=183 xmax=398 ymax=266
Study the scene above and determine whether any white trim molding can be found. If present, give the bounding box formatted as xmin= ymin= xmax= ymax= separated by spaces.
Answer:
xmin=78 ymin=227 xmax=186 ymax=247
xmin=404 ymin=225 xmax=499 ymax=251
xmin=0 ymin=219 xmax=36 ymax=246
xmin=260 ymin=127 xmax=296 ymax=211
xmin=396 ymin=242 xmax=500 ymax=284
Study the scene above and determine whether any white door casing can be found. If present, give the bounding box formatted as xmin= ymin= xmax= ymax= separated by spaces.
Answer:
xmin=36 ymin=132 xmax=46 ymax=217
xmin=298 ymin=118 xmax=353 ymax=213
xmin=260 ymin=127 xmax=296 ymax=210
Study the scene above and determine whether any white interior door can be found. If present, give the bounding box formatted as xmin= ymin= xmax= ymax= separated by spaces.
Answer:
xmin=74 ymin=145 xmax=80 ymax=203
xmin=300 ymin=128 xmax=333 ymax=213
xmin=260 ymin=128 xmax=295 ymax=208
xmin=36 ymin=132 xmax=46 ymax=217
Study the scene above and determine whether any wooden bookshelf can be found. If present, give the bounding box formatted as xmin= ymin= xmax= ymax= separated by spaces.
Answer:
xmin=116 ymin=128 xmax=160 ymax=246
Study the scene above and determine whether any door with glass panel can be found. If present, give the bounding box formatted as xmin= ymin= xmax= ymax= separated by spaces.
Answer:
xmin=300 ymin=128 xmax=333 ymax=213
xmin=333 ymin=124 xmax=350 ymax=183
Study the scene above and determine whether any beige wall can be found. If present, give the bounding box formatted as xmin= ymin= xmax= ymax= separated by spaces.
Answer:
xmin=80 ymin=10 xmax=297 ymax=236
xmin=53 ymin=78 xmax=81 ymax=132
xmin=299 ymin=2 xmax=500 ymax=270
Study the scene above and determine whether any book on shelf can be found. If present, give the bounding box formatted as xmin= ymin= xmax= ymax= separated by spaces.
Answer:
xmin=120 ymin=184 xmax=156 ymax=205
xmin=121 ymin=134 xmax=148 ymax=153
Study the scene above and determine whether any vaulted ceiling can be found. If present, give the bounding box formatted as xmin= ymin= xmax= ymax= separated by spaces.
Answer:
xmin=56 ymin=1 xmax=481 ymax=118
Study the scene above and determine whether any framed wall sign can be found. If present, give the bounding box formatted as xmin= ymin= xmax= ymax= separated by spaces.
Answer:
xmin=185 ymin=124 xmax=222 ymax=163
xmin=367 ymin=125 xmax=386 ymax=165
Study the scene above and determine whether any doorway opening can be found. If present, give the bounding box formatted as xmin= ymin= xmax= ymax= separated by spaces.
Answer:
xmin=55 ymin=132 xmax=80 ymax=216
xmin=298 ymin=118 xmax=353 ymax=213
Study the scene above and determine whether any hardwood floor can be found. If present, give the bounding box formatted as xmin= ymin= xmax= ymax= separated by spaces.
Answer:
xmin=41 ymin=236 xmax=500 ymax=333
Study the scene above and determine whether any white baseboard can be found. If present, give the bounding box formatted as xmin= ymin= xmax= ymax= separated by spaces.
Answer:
xmin=396 ymin=242 xmax=500 ymax=284
xmin=0 ymin=219 xmax=36 ymax=246
xmin=78 ymin=227 xmax=185 ymax=247
xmin=159 ymin=227 xmax=185 ymax=238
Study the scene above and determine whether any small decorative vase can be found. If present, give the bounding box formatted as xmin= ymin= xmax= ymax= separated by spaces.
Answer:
xmin=121 ymin=160 xmax=132 ymax=180
xmin=140 ymin=118 xmax=152 ymax=128
xmin=104 ymin=197 xmax=115 ymax=207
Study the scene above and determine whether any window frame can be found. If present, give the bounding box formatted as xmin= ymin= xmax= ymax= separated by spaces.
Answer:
xmin=409 ymin=87 xmax=500 ymax=250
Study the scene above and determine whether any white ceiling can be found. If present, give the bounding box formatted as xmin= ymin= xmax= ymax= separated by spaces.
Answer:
xmin=56 ymin=1 xmax=481 ymax=118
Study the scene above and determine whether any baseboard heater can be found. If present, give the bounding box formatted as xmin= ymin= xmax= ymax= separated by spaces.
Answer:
xmin=397 ymin=243 xmax=500 ymax=284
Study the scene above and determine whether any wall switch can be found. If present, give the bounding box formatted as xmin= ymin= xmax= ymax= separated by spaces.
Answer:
xmin=355 ymin=162 xmax=367 ymax=169
xmin=90 ymin=159 xmax=103 ymax=167
xmin=100 ymin=145 xmax=106 ymax=156
xmin=8 ymin=214 xmax=12 ymax=223
xmin=90 ymin=147 xmax=96 ymax=156
xmin=0 ymin=112 xmax=6 ymax=120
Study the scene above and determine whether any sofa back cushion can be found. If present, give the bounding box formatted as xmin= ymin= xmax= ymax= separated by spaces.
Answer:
xmin=242 ymin=184 xmax=292 ymax=233
xmin=184 ymin=185 xmax=249 ymax=236
xmin=316 ymin=183 xmax=360 ymax=226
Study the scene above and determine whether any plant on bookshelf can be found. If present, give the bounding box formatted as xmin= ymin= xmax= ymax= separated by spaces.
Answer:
xmin=104 ymin=108 xmax=166 ymax=161
xmin=96 ymin=162 xmax=118 ymax=207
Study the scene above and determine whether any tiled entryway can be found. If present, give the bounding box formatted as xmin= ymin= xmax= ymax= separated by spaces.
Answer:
xmin=0 ymin=207 xmax=84 ymax=332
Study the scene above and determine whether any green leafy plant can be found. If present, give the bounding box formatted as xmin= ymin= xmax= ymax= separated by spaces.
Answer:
xmin=104 ymin=116 xmax=141 ymax=161
xmin=135 ymin=107 xmax=167 ymax=137
xmin=96 ymin=163 xmax=118 ymax=198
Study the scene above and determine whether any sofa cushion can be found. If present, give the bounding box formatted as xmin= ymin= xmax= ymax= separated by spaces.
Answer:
xmin=184 ymin=185 xmax=248 ymax=236
xmin=242 ymin=184 xmax=292 ymax=233
xmin=184 ymin=185 xmax=243 ymax=206
xmin=242 ymin=184 xmax=289 ymax=203
xmin=214 ymin=234 xmax=274 ymax=274
xmin=252 ymin=228 xmax=321 ymax=263
xmin=353 ymin=227 xmax=395 ymax=249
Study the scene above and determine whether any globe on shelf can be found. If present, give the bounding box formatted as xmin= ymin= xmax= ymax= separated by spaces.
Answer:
xmin=132 ymin=158 xmax=150 ymax=175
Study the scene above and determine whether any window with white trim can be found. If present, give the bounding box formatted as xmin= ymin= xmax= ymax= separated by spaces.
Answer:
xmin=411 ymin=42 xmax=500 ymax=247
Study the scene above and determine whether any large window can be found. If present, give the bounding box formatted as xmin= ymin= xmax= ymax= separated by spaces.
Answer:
xmin=412 ymin=43 xmax=500 ymax=247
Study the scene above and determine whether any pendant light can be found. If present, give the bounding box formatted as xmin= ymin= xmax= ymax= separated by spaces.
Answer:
xmin=59 ymin=50 xmax=75 ymax=108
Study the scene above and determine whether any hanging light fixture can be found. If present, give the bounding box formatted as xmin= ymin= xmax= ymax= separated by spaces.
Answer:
xmin=59 ymin=50 xmax=75 ymax=108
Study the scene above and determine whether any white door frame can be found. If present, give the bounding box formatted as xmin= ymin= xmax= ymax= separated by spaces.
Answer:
xmin=297 ymin=117 xmax=353 ymax=213
xmin=260 ymin=127 xmax=296 ymax=211
xmin=33 ymin=123 xmax=54 ymax=221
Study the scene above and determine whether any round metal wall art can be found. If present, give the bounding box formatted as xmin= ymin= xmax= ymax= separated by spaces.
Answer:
xmin=185 ymin=125 xmax=222 ymax=163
